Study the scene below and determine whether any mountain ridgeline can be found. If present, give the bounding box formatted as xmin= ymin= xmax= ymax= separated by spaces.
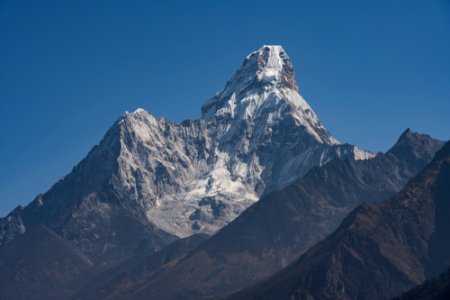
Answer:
xmin=0 ymin=45 xmax=446 ymax=300
xmin=229 ymin=141 xmax=450 ymax=300
xmin=76 ymin=130 xmax=442 ymax=300
xmin=0 ymin=45 xmax=372 ymax=262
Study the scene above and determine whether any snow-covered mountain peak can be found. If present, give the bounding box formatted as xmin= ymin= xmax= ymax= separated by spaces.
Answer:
xmin=201 ymin=45 xmax=339 ymax=146
xmin=0 ymin=45 xmax=376 ymax=244
xmin=119 ymin=107 xmax=159 ymax=134
xmin=249 ymin=45 xmax=296 ymax=88
xmin=202 ymin=45 xmax=299 ymax=120
xmin=249 ymin=45 xmax=285 ymax=79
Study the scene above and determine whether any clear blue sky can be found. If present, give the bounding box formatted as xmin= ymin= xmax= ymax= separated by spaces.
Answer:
xmin=1 ymin=0 xmax=449 ymax=216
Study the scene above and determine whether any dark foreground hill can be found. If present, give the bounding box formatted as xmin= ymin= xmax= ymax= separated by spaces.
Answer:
xmin=0 ymin=224 xmax=92 ymax=300
xmin=393 ymin=267 xmax=450 ymax=300
xmin=229 ymin=140 xmax=450 ymax=300
xmin=77 ymin=131 xmax=443 ymax=300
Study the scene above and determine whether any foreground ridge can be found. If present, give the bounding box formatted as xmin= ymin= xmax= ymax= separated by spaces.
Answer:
xmin=82 ymin=130 xmax=441 ymax=300
xmin=229 ymin=140 xmax=450 ymax=300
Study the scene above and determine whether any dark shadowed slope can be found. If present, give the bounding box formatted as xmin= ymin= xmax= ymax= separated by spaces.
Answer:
xmin=87 ymin=130 xmax=442 ymax=300
xmin=393 ymin=267 xmax=450 ymax=300
xmin=0 ymin=224 xmax=92 ymax=300
xmin=229 ymin=140 xmax=450 ymax=300
xmin=74 ymin=233 xmax=209 ymax=300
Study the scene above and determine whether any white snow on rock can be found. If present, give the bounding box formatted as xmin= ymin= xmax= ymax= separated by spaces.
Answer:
xmin=93 ymin=45 xmax=374 ymax=237
xmin=257 ymin=45 xmax=284 ymax=82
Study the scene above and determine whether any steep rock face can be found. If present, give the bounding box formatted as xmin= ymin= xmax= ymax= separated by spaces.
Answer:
xmin=88 ymin=131 xmax=442 ymax=300
xmin=229 ymin=140 xmax=450 ymax=300
xmin=0 ymin=206 xmax=26 ymax=246
xmin=115 ymin=45 xmax=373 ymax=238
xmin=115 ymin=45 xmax=374 ymax=238
xmin=0 ymin=44 xmax=373 ymax=259
xmin=0 ymin=121 xmax=178 ymax=263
